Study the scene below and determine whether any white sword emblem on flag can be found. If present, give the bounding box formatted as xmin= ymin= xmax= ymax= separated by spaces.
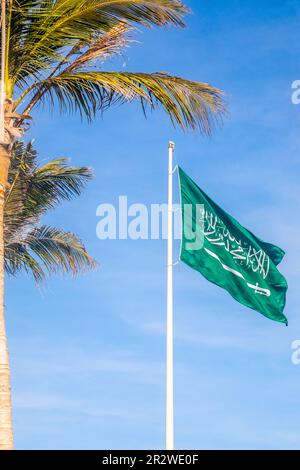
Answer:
xmin=204 ymin=248 xmax=271 ymax=297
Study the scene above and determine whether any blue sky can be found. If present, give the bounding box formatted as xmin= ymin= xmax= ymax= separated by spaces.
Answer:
xmin=6 ymin=0 xmax=300 ymax=450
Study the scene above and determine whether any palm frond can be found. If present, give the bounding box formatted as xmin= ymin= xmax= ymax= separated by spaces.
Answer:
xmin=21 ymin=71 xmax=225 ymax=131
xmin=8 ymin=140 xmax=37 ymax=178
xmin=28 ymin=157 xmax=93 ymax=207
xmin=65 ymin=23 xmax=132 ymax=73
xmin=5 ymin=141 xmax=38 ymax=232
xmin=4 ymin=141 xmax=96 ymax=281
xmin=5 ymin=225 xmax=96 ymax=282
xmin=8 ymin=1 xmax=52 ymax=89
xmin=5 ymin=243 xmax=45 ymax=283
xmin=11 ymin=0 xmax=188 ymax=90
xmin=7 ymin=1 xmax=226 ymax=134
xmin=5 ymin=142 xmax=93 ymax=235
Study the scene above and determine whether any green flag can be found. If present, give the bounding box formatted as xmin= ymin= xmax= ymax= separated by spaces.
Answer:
xmin=178 ymin=167 xmax=288 ymax=325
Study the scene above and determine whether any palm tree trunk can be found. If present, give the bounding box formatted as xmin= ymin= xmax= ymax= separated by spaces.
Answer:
xmin=0 ymin=141 xmax=13 ymax=450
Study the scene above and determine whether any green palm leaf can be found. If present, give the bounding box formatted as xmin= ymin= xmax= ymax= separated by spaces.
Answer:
xmin=4 ymin=141 xmax=96 ymax=282
xmin=5 ymin=141 xmax=93 ymax=225
xmin=5 ymin=1 xmax=225 ymax=133
xmin=5 ymin=225 xmax=96 ymax=282
xmin=11 ymin=0 xmax=188 ymax=88
xmin=5 ymin=243 xmax=45 ymax=283
xmin=21 ymin=71 xmax=225 ymax=131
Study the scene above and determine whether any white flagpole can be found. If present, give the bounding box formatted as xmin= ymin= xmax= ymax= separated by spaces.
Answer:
xmin=166 ymin=140 xmax=175 ymax=450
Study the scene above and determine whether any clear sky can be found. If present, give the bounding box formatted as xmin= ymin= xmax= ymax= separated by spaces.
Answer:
xmin=6 ymin=0 xmax=300 ymax=450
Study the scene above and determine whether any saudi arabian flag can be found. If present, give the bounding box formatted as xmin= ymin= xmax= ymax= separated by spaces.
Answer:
xmin=178 ymin=167 xmax=288 ymax=325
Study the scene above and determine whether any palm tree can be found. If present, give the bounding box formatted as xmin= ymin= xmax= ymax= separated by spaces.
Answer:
xmin=1 ymin=140 xmax=95 ymax=448
xmin=5 ymin=141 xmax=95 ymax=282
xmin=2 ymin=141 xmax=96 ymax=450
xmin=0 ymin=1 xmax=226 ymax=449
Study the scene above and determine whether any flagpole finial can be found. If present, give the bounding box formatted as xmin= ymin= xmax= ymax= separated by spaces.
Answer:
xmin=169 ymin=141 xmax=175 ymax=150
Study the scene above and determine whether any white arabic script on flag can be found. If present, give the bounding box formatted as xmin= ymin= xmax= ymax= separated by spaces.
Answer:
xmin=203 ymin=210 xmax=270 ymax=279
